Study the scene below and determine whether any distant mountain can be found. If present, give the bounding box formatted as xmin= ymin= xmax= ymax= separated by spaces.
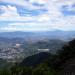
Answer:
xmin=0 ymin=31 xmax=75 ymax=41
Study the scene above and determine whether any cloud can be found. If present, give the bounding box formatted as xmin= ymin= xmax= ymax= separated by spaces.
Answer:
xmin=0 ymin=5 xmax=49 ymax=22
xmin=0 ymin=5 xmax=19 ymax=17
xmin=29 ymin=0 xmax=48 ymax=4
xmin=0 ymin=0 xmax=75 ymax=31
xmin=0 ymin=5 xmax=35 ymax=21
xmin=0 ymin=23 xmax=51 ymax=32
xmin=0 ymin=0 xmax=46 ymax=9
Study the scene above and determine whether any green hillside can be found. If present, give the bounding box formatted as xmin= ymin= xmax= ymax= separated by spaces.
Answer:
xmin=0 ymin=39 xmax=75 ymax=75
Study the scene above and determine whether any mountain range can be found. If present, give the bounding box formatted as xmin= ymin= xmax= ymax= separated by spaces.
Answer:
xmin=0 ymin=30 xmax=75 ymax=41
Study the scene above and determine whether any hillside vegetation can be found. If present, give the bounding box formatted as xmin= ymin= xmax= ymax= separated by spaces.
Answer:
xmin=0 ymin=39 xmax=75 ymax=75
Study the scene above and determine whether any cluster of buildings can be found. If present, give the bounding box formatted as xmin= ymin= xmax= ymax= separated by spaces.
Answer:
xmin=0 ymin=43 xmax=24 ymax=62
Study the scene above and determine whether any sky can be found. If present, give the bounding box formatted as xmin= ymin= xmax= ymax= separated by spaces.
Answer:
xmin=0 ymin=0 xmax=75 ymax=32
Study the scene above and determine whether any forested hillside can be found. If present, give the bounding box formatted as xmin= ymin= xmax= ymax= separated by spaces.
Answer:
xmin=0 ymin=39 xmax=75 ymax=75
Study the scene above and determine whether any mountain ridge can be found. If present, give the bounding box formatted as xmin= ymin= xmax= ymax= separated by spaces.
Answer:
xmin=0 ymin=31 xmax=75 ymax=41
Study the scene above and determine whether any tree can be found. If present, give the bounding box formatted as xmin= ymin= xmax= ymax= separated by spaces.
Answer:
xmin=32 ymin=63 xmax=56 ymax=75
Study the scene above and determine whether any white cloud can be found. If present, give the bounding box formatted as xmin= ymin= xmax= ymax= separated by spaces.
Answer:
xmin=36 ymin=14 xmax=50 ymax=22
xmin=0 ymin=25 xmax=50 ymax=32
xmin=7 ymin=22 xmax=51 ymax=28
xmin=29 ymin=0 xmax=48 ymax=4
xmin=0 ymin=5 xmax=35 ymax=21
xmin=0 ymin=0 xmax=75 ymax=31
xmin=45 ymin=0 xmax=75 ymax=31
xmin=0 ymin=0 xmax=46 ymax=9
xmin=0 ymin=5 xmax=50 ymax=22
xmin=0 ymin=5 xmax=19 ymax=17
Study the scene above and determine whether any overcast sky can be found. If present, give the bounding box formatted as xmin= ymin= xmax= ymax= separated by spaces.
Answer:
xmin=0 ymin=0 xmax=75 ymax=32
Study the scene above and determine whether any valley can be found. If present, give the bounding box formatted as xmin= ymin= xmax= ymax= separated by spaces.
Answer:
xmin=0 ymin=31 xmax=74 ymax=62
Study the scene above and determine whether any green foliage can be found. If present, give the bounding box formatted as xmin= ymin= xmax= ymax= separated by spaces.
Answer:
xmin=0 ymin=69 xmax=11 ymax=75
xmin=32 ymin=63 xmax=57 ymax=75
xmin=0 ymin=39 xmax=75 ymax=75
xmin=0 ymin=63 xmax=57 ymax=75
xmin=21 ymin=67 xmax=32 ymax=75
